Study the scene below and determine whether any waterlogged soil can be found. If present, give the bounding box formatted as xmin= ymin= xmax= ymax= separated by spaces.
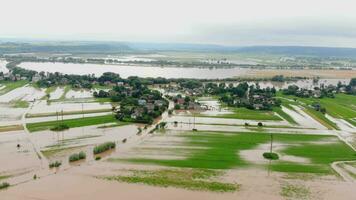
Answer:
xmin=0 ymin=130 xmax=41 ymax=176
xmin=0 ymin=103 xmax=26 ymax=126
xmin=29 ymin=101 xmax=111 ymax=115
xmin=0 ymin=85 xmax=45 ymax=102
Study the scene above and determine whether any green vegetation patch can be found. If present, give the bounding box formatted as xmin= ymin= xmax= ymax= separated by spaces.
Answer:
xmin=263 ymin=152 xmax=279 ymax=160
xmin=303 ymin=107 xmax=339 ymax=130
xmin=0 ymin=182 xmax=10 ymax=190
xmin=69 ymin=151 xmax=86 ymax=162
xmin=273 ymin=107 xmax=298 ymax=124
xmin=10 ymin=100 xmax=29 ymax=108
xmin=93 ymin=142 xmax=116 ymax=154
xmin=280 ymin=183 xmax=310 ymax=200
xmin=26 ymin=108 xmax=112 ymax=118
xmin=26 ymin=114 xmax=120 ymax=132
xmin=50 ymin=124 xmax=70 ymax=131
xmin=198 ymin=107 xmax=282 ymax=121
xmin=111 ymin=131 xmax=356 ymax=174
xmin=49 ymin=161 xmax=62 ymax=168
xmin=102 ymin=169 xmax=239 ymax=192
xmin=0 ymin=80 xmax=28 ymax=95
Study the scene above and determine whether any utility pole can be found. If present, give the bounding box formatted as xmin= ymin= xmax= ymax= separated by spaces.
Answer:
xmin=270 ymin=133 xmax=273 ymax=153
xmin=82 ymin=103 xmax=84 ymax=118
xmin=61 ymin=109 xmax=64 ymax=123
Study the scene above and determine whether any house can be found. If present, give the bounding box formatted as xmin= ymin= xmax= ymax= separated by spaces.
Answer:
xmin=146 ymin=103 xmax=155 ymax=112
xmin=32 ymin=74 xmax=42 ymax=82
xmin=154 ymin=100 xmax=164 ymax=107
xmin=313 ymin=90 xmax=321 ymax=98
xmin=176 ymin=98 xmax=185 ymax=105
xmin=117 ymin=81 xmax=124 ymax=86
xmin=253 ymin=104 xmax=263 ymax=110
xmin=138 ymin=99 xmax=147 ymax=106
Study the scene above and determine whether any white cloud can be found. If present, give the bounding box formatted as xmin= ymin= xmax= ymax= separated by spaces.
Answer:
xmin=1 ymin=0 xmax=356 ymax=47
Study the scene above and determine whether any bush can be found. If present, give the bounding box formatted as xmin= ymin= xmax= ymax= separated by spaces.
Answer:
xmin=69 ymin=151 xmax=86 ymax=162
xmin=0 ymin=182 xmax=10 ymax=190
xmin=95 ymin=156 xmax=101 ymax=161
xmin=50 ymin=124 xmax=70 ymax=131
xmin=257 ymin=122 xmax=263 ymax=127
xmin=49 ymin=161 xmax=62 ymax=168
xmin=93 ymin=142 xmax=116 ymax=154
xmin=263 ymin=152 xmax=279 ymax=160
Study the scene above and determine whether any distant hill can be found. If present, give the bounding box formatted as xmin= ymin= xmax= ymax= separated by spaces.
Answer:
xmin=0 ymin=41 xmax=132 ymax=54
xmin=129 ymin=42 xmax=356 ymax=58
xmin=1 ymin=40 xmax=356 ymax=58
xmin=232 ymin=46 xmax=356 ymax=58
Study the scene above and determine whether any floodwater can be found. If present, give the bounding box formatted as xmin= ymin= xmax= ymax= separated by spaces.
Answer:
xmin=0 ymin=60 xmax=9 ymax=73
xmin=18 ymin=62 xmax=356 ymax=80
xmin=0 ymin=85 xmax=45 ymax=102
xmin=19 ymin=62 xmax=250 ymax=79
xmin=49 ymin=87 xmax=64 ymax=100
xmin=28 ymin=101 xmax=112 ymax=115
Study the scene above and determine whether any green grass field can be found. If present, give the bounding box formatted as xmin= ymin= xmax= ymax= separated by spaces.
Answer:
xmin=10 ymin=100 xmax=29 ymax=108
xmin=0 ymin=80 xmax=28 ymax=95
xmin=273 ymin=107 xmax=298 ymax=124
xmin=198 ymin=107 xmax=282 ymax=121
xmin=111 ymin=131 xmax=356 ymax=174
xmin=26 ymin=108 xmax=112 ymax=118
xmin=26 ymin=114 xmax=128 ymax=132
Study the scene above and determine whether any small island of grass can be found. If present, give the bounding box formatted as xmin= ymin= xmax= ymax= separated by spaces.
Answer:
xmin=263 ymin=152 xmax=279 ymax=160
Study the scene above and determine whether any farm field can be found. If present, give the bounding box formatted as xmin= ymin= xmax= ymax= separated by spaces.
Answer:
xmin=110 ymin=131 xmax=356 ymax=174
xmin=26 ymin=114 xmax=123 ymax=132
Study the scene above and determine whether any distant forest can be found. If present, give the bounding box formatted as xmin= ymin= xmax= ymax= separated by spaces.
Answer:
xmin=2 ymin=40 xmax=356 ymax=58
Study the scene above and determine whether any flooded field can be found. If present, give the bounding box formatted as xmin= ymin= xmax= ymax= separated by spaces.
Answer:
xmin=0 ymin=60 xmax=9 ymax=74
xmin=0 ymin=85 xmax=45 ymax=102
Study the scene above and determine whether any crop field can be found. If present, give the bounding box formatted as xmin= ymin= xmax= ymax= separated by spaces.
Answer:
xmin=26 ymin=114 xmax=127 ymax=132
xmin=0 ymin=80 xmax=28 ymax=95
xmin=111 ymin=131 xmax=356 ymax=174
xmin=198 ymin=107 xmax=282 ymax=121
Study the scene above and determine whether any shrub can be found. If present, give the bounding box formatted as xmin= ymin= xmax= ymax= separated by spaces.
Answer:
xmin=122 ymin=138 xmax=127 ymax=143
xmin=50 ymin=124 xmax=70 ymax=131
xmin=257 ymin=122 xmax=263 ymax=127
xmin=93 ymin=142 xmax=116 ymax=154
xmin=0 ymin=182 xmax=10 ymax=190
xmin=263 ymin=152 xmax=279 ymax=160
xmin=95 ymin=156 xmax=101 ymax=160
xmin=49 ymin=161 xmax=62 ymax=168
xmin=69 ymin=151 xmax=86 ymax=162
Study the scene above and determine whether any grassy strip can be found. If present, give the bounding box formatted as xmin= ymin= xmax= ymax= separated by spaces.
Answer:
xmin=0 ymin=182 xmax=10 ymax=190
xmin=26 ymin=108 xmax=112 ymax=118
xmin=10 ymin=100 xmax=29 ymax=108
xmin=0 ymin=80 xmax=28 ymax=95
xmin=26 ymin=114 xmax=119 ymax=132
xmin=280 ymin=183 xmax=310 ymax=200
xmin=273 ymin=107 xmax=298 ymax=124
xmin=303 ymin=107 xmax=339 ymax=130
xmin=102 ymin=169 xmax=239 ymax=192
xmin=41 ymin=145 xmax=87 ymax=158
xmin=0 ymin=124 xmax=23 ymax=132
xmin=60 ymin=85 xmax=71 ymax=100
xmin=197 ymin=107 xmax=282 ymax=121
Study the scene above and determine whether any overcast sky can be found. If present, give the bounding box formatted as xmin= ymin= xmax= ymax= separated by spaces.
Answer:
xmin=1 ymin=0 xmax=356 ymax=47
